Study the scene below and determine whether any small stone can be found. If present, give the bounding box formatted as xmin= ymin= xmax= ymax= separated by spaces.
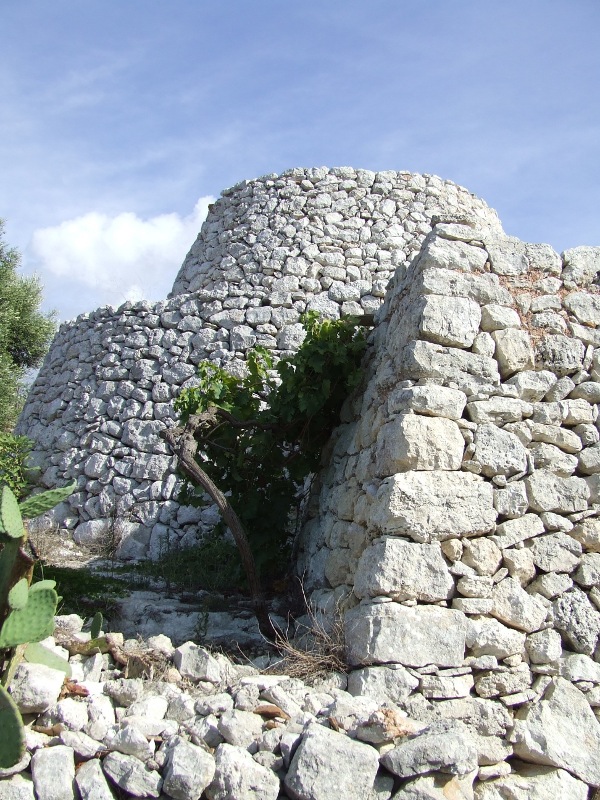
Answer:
xmin=525 ymin=629 xmax=563 ymax=664
xmin=9 ymin=663 xmax=65 ymax=713
xmin=161 ymin=736 xmax=216 ymax=800
xmin=102 ymin=752 xmax=162 ymax=798
xmin=490 ymin=578 xmax=547 ymax=633
xmin=31 ymin=746 xmax=75 ymax=800
xmin=553 ymin=587 xmax=600 ymax=655
xmin=173 ymin=642 xmax=222 ymax=683
xmin=381 ymin=719 xmax=478 ymax=778
xmin=75 ymin=759 xmax=115 ymax=800
xmin=511 ymin=677 xmax=600 ymax=786
xmin=284 ymin=724 xmax=379 ymax=800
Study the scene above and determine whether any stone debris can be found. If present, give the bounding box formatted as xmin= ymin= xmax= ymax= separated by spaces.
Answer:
xmin=10 ymin=168 xmax=600 ymax=797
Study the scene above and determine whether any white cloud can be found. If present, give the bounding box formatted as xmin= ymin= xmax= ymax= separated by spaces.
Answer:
xmin=30 ymin=197 xmax=214 ymax=311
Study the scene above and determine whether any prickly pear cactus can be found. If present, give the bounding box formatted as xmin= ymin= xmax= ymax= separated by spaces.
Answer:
xmin=0 ymin=485 xmax=24 ymax=539
xmin=0 ymin=584 xmax=58 ymax=649
xmin=18 ymin=481 xmax=77 ymax=520
xmin=0 ymin=684 xmax=25 ymax=769
xmin=0 ymin=483 xmax=75 ymax=768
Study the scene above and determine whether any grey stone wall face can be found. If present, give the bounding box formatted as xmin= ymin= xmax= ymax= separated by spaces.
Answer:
xmin=13 ymin=167 xmax=600 ymax=795
xmin=17 ymin=167 xmax=500 ymax=559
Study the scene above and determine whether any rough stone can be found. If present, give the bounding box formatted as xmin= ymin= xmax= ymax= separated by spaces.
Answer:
xmin=375 ymin=415 xmax=464 ymax=475
xmin=511 ymin=677 xmax=600 ymax=786
xmin=284 ymin=724 xmax=379 ymax=800
xmin=369 ymin=471 xmax=496 ymax=543
xmin=353 ymin=538 xmax=454 ymax=602
xmin=345 ymin=602 xmax=467 ymax=667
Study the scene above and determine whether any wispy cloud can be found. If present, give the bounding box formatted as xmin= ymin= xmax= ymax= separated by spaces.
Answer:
xmin=30 ymin=197 xmax=213 ymax=318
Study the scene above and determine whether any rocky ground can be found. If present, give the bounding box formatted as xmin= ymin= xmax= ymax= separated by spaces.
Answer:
xmin=1 ymin=613 xmax=599 ymax=800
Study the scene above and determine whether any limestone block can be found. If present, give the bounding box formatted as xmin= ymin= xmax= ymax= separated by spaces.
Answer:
xmin=506 ymin=369 xmax=556 ymax=401
xmin=571 ymin=519 xmax=600 ymax=553
xmin=375 ymin=414 xmax=464 ymax=475
xmin=284 ymin=724 xmax=379 ymax=800
xmin=493 ymin=482 xmax=528 ymax=519
xmin=74 ymin=760 xmax=115 ymax=800
xmin=472 ymin=424 xmax=528 ymax=478
xmin=562 ymin=245 xmax=600 ymax=286
xmin=526 ymin=571 xmax=573 ymax=600
xmin=369 ymin=471 xmax=496 ymax=543
xmin=526 ymin=470 xmax=590 ymax=513
xmin=570 ymin=380 xmax=600 ymax=403
xmin=418 ymin=295 xmax=481 ymax=348
xmin=381 ymin=719 xmax=478 ymax=777
xmin=0 ymin=775 xmax=35 ymax=800
xmin=461 ymin=538 xmax=503 ymax=576
xmin=419 ymin=674 xmax=474 ymax=699
xmin=579 ymin=442 xmax=600 ymax=473
xmin=480 ymin=304 xmax=521 ymax=331
xmin=466 ymin=397 xmax=533 ymax=425
xmin=353 ymin=538 xmax=454 ymax=602
xmin=121 ymin=419 xmax=164 ymax=453
xmin=487 ymin=239 xmax=528 ymax=276
xmin=419 ymin=236 xmax=488 ymax=272
xmin=474 ymin=765 xmax=589 ymax=800
xmin=559 ymin=398 xmax=596 ymax=424
xmin=387 ymin=384 xmax=467 ymax=419
xmin=31 ymin=746 xmax=75 ymax=800
xmin=345 ymin=602 xmax=467 ymax=667
xmin=421 ymin=267 xmax=513 ymax=305
xmin=474 ymin=666 xmax=532 ymax=698
xmin=535 ymin=334 xmax=585 ymax=376
xmin=491 ymin=513 xmax=545 ymax=549
xmin=526 ymin=532 xmax=581 ymax=573
xmin=490 ymin=577 xmax=547 ymax=633
xmin=528 ymin=442 xmax=578 ymax=476
xmin=465 ymin=617 xmax=526 ymax=659
xmin=525 ymin=628 xmax=563 ymax=664
xmin=527 ymin=422 xmax=582 ymax=453
xmin=511 ymin=677 xmax=600 ymax=786
xmin=553 ymin=587 xmax=600 ymax=655
xmin=399 ymin=340 xmax=500 ymax=392
xmin=347 ymin=665 xmax=419 ymax=704
xmin=574 ymin=552 xmax=600 ymax=587
xmin=563 ymin=291 xmax=600 ymax=326
xmin=102 ymin=752 xmax=162 ymax=797
xmin=502 ymin=548 xmax=536 ymax=585
xmin=9 ymin=662 xmax=66 ymax=714
xmin=396 ymin=773 xmax=477 ymax=800
xmin=491 ymin=329 xmax=535 ymax=378
xmin=559 ymin=652 xmax=600 ymax=683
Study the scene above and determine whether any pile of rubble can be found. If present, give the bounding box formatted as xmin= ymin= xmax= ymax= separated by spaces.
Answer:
xmin=1 ymin=614 xmax=598 ymax=799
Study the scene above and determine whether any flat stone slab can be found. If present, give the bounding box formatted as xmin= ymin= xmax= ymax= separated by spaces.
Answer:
xmin=345 ymin=602 xmax=467 ymax=667
xmin=353 ymin=538 xmax=454 ymax=602
xmin=284 ymin=723 xmax=379 ymax=800
xmin=511 ymin=677 xmax=600 ymax=787
xmin=369 ymin=470 xmax=496 ymax=542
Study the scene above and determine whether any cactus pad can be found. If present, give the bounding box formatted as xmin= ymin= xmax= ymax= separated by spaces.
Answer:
xmin=0 ymin=683 xmax=25 ymax=769
xmin=24 ymin=642 xmax=71 ymax=676
xmin=7 ymin=579 xmax=29 ymax=611
xmin=0 ymin=486 xmax=24 ymax=539
xmin=18 ymin=481 xmax=77 ymax=520
xmin=0 ymin=587 xmax=58 ymax=649
xmin=90 ymin=611 xmax=103 ymax=639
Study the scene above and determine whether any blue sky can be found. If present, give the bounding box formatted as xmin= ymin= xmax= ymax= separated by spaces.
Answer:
xmin=2 ymin=0 xmax=600 ymax=322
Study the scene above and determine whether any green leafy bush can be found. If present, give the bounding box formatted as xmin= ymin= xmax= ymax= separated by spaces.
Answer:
xmin=174 ymin=312 xmax=368 ymax=580
xmin=0 ymin=433 xmax=35 ymax=499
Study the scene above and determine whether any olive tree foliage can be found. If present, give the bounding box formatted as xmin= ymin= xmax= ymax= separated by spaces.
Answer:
xmin=0 ymin=221 xmax=56 ymax=432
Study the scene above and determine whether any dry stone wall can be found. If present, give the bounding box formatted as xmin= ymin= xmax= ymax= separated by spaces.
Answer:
xmin=298 ymin=215 xmax=600 ymax=795
xmin=17 ymin=168 xmax=500 ymax=559
xmin=15 ymin=167 xmax=600 ymax=797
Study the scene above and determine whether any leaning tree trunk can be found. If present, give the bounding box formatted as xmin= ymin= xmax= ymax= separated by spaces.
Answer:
xmin=161 ymin=415 xmax=279 ymax=641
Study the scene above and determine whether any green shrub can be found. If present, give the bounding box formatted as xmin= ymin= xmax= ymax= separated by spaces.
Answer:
xmin=0 ymin=433 xmax=35 ymax=499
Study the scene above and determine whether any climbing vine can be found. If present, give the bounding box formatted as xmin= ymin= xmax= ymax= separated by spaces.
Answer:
xmin=173 ymin=312 xmax=369 ymax=581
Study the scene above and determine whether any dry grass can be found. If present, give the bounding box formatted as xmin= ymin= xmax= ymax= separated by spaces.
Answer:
xmin=266 ymin=590 xmax=349 ymax=681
